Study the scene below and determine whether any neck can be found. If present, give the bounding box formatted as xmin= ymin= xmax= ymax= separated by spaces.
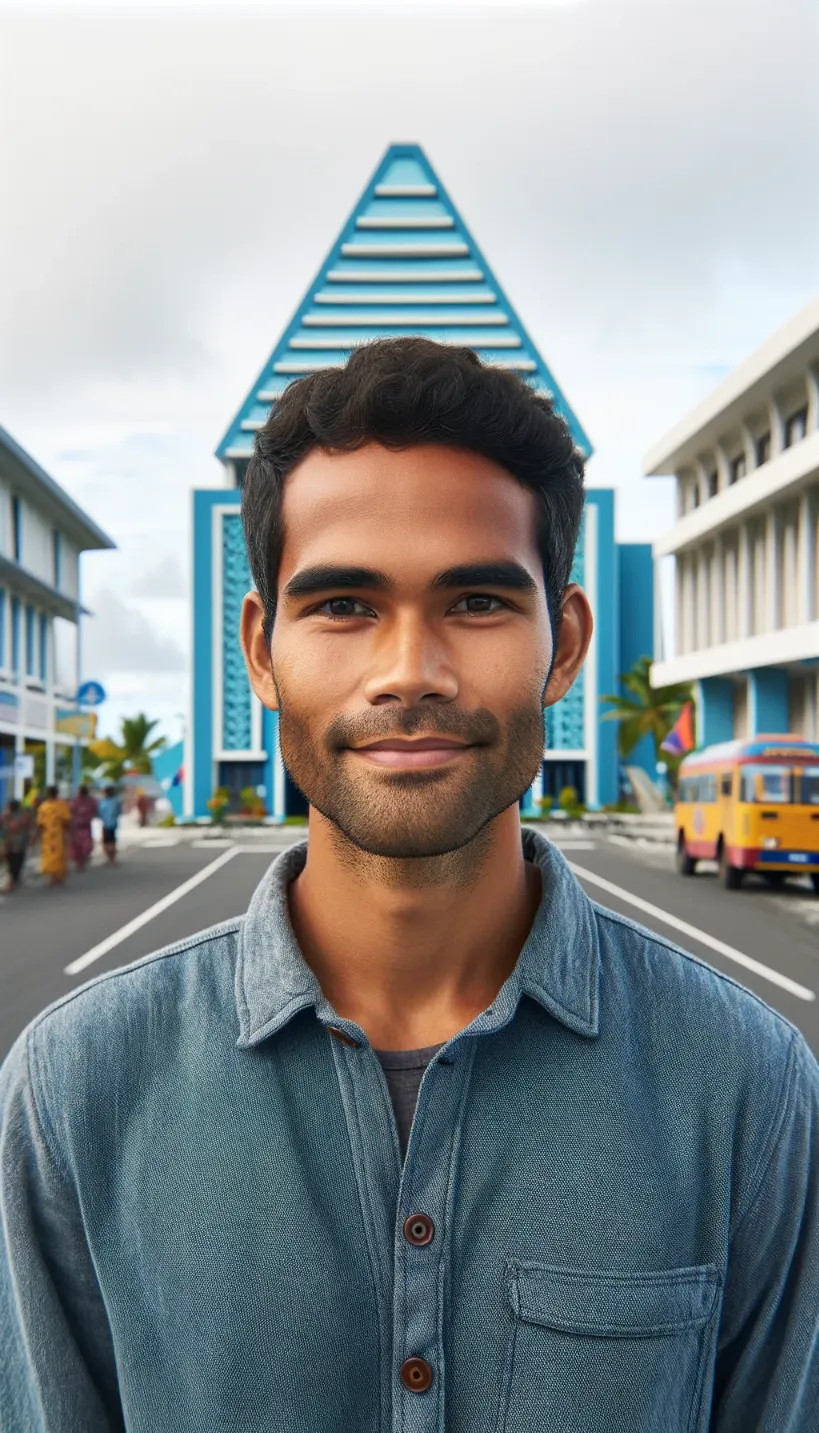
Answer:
xmin=286 ymin=805 xmax=542 ymax=1051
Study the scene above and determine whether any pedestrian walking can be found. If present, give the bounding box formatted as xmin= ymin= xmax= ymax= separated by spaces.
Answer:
xmin=35 ymin=785 xmax=71 ymax=887
xmin=0 ymin=798 xmax=34 ymax=893
xmin=68 ymin=784 xmax=99 ymax=871
xmin=136 ymin=789 xmax=150 ymax=827
xmin=97 ymin=785 xmax=123 ymax=864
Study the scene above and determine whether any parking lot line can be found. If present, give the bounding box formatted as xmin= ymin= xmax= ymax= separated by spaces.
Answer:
xmin=64 ymin=847 xmax=241 ymax=977
xmin=569 ymin=861 xmax=815 ymax=1003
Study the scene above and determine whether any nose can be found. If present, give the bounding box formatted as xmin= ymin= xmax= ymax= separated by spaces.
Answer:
xmin=361 ymin=614 xmax=460 ymax=707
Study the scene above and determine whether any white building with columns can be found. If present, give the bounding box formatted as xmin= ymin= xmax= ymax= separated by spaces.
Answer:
xmin=645 ymin=296 xmax=819 ymax=747
xmin=0 ymin=425 xmax=115 ymax=804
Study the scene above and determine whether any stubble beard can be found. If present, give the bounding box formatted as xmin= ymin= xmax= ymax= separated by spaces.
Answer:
xmin=275 ymin=683 xmax=547 ymax=860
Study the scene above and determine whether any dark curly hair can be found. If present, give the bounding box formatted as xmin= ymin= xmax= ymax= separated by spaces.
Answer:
xmin=241 ymin=336 xmax=586 ymax=644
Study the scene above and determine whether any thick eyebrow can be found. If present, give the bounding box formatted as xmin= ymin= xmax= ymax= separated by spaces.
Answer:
xmin=281 ymin=560 xmax=539 ymax=602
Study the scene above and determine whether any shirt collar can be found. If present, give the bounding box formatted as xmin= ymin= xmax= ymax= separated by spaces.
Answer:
xmin=235 ymin=825 xmax=600 ymax=1050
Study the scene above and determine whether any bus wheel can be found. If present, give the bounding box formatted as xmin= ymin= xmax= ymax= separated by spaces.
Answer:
xmin=676 ymin=836 xmax=696 ymax=876
xmin=719 ymin=843 xmax=743 ymax=890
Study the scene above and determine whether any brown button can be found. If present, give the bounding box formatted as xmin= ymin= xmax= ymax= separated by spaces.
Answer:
xmin=403 ymin=1213 xmax=435 ymax=1246
xmin=400 ymin=1357 xmax=433 ymax=1393
xmin=327 ymin=1025 xmax=360 ymax=1048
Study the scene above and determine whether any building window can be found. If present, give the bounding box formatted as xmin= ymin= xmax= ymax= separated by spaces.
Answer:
xmin=25 ymin=605 xmax=35 ymax=677
xmin=690 ymin=482 xmax=700 ymax=510
xmin=706 ymin=470 xmax=718 ymax=499
xmin=729 ymin=454 xmax=746 ymax=484
xmin=39 ymin=612 xmax=48 ymax=682
xmin=11 ymin=496 xmax=22 ymax=562
xmin=784 ymin=406 xmax=808 ymax=448
xmin=53 ymin=530 xmax=62 ymax=590
xmin=11 ymin=596 xmax=20 ymax=673
xmin=0 ymin=588 xmax=5 ymax=667
xmin=755 ymin=431 xmax=771 ymax=466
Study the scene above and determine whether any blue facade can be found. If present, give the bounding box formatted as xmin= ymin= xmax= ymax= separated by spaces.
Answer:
xmin=617 ymin=544 xmax=655 ymax=777
xmin=748 ymin=668 xmax=790 ymax=735
xmin=187 ymin=145 xmax=653 ymax=819
xmin=697 ymin=677 xmax=735 ymax=747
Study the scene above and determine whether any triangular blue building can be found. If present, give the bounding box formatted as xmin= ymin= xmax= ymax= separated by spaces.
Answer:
xmin=185 ymin=144 xmax=653 ymax=820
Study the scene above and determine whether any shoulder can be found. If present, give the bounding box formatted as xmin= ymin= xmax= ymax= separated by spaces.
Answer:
xmin=16 ymin=917 xmax=244 ymax=1110
xmin=591 ymin=898 xmax=800 ymax=1085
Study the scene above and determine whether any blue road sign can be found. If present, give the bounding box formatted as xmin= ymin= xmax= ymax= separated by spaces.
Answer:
xmin=77 ymin=680 xmax=107 ymax=707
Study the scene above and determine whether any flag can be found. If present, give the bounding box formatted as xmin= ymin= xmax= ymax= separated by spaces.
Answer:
xmin=661 ymin=702 xmax=695 ymax=757
xmin=171 ymin=765 xmax=184 ymax=788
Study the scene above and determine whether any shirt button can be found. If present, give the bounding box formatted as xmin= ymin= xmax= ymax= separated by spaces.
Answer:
xmin=400 ymin=1357 xmax=433 ymax=1393
xmin=327 ymin=1025 xmax=360 ymax=1048
xmin=403 ymin=1213 xmax=435 ymax=1246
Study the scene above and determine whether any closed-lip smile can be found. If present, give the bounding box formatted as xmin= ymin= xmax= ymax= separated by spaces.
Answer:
xmin=348 ymin=737 xmax=476 ymax=767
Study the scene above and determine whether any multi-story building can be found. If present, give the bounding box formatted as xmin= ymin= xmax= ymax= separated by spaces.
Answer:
xmin=186 ymin=143 xmax=654 ymax=820
xmin=646 ymin=296 xmax=819 ymax=744
xmin=0 ymin=425 xmax=115 ymax=805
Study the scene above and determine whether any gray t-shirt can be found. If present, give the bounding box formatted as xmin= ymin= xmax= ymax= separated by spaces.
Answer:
xmin=374 ymin=1043 xmax=445 ymax=1160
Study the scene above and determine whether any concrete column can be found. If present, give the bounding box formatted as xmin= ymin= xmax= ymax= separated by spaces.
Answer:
xmin=712 ymin=536 xmax=724 ymax=644
xmin=653 ymin=558 xmax=665 ymax=663
xmin=740 ymin=422 xmax=757 ymax=472
xmin=45 ymin=740 xmax=56 ymax=784
xmin=715 ymin=443 xmax=731 ymax=493
xmin=769 ymin=396 xmax=785 ymax=459
xmin=749 ymin=668 xmax=789 ymax=736
xmin=738 ymin=522 xmax=752 ymax=639
xmin=807 ymin=364 xmax=819 ymax=434
xmin=807 ymin=490 xmax=818 ymax=624
xmin=13 ymin=728 xmax=24 ymax=800
xmin=765 ymin=508 xmax=781 ymax=631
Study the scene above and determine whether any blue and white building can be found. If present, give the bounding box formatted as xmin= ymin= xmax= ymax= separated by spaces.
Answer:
xmin=647 ymin=296 xmax=819 ymax=745
xmin=0 ymin=426 xmax=116 ymax=806
xmin=187 ymin=144 xmax=653 ymax=819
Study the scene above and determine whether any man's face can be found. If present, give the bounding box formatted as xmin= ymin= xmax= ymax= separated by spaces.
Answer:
xmin=242 ymin=442 xmax=587 ymax=859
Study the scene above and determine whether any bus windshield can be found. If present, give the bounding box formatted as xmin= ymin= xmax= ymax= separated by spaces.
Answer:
xmin=799 ymin=767 xmax=819 ymax=805
xmin=738 ymin=765 xmax=793 ymax=804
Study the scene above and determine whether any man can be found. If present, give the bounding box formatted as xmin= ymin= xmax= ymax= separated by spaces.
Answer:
xmin=0 ymin=338 xmax=817 ymax=1431
xmin=96 ymin=783 xmax=122 ymax=864
xmin=0 ymin=797 xmax=33 ymax=892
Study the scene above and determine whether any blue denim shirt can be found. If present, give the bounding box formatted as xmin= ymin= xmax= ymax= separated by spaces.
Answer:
xmin=1 ymin=827 xmax=817 ymax=1432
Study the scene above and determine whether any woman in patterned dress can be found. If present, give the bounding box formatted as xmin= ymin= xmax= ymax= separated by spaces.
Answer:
xmin=69 ymin=784 xmax=99 ymax=871
xmin=36 ymin=785 xmax=72 ymax=886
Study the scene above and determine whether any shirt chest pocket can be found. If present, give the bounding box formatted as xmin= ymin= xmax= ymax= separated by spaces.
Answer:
xmin=497 ymin=1260 xmax=722 ymax=1433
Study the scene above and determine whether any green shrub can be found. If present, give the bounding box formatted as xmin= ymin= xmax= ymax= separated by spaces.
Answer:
xmin=557 ymin=785 xmax=584 ymax=820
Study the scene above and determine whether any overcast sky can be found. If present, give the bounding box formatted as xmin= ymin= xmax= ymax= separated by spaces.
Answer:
xmin=2 ymin=0 xmax=818 ymax=747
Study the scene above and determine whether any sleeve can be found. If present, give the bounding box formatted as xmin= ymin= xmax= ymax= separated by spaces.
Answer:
xmin=0 ymin=1030 xmax=125 ymax=1432
xmin=710 ymin=1029 xmax=819 ymax=1431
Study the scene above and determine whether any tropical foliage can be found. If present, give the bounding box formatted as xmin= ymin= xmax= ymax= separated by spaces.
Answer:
xmin=600 ymin=656 xmax=693 ymax=764
xmin=88 ymin=713 xmax=167 ymax=782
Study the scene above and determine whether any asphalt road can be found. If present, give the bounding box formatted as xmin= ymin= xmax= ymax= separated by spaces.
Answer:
xmin=1 ymin=827 xmax=817 ymax=1064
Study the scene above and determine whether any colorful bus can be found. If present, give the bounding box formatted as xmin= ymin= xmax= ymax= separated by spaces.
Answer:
xmin=675 ymin=734 xmax=819 ymax=890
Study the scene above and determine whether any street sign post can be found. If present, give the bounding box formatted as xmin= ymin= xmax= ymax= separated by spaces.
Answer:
xmin=77 ymin=680 xmax=107 ymax=707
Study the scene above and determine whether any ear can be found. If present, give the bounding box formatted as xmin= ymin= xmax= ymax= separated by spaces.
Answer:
xmin=240 ymin=592 xmax=280 ymax=712
xmin=543 ymin=584 xmax=594 ymax=709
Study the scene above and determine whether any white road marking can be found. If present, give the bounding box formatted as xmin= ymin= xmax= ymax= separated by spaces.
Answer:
xmin=191 ymin=837 xmax=234 ymax=849
xmin=140 ymin=835 xmax=179 ymax=848
xmin=569 ymin=861 xmax=815 ymax=1003
xmin=64 ymin=847 xmax=241 ymax=975
xmin=548 ymin=840 xmax=596 ymax=851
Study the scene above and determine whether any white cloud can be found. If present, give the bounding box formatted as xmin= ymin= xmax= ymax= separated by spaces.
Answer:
xmin=83 ymin=588 xmax=186 ymax=675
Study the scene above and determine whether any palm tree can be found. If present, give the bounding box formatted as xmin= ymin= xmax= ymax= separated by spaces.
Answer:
xmin=599 ymin=656 xmax=693 ymax=764
xmin=89 ymin=713 xmax=167 ymax=783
